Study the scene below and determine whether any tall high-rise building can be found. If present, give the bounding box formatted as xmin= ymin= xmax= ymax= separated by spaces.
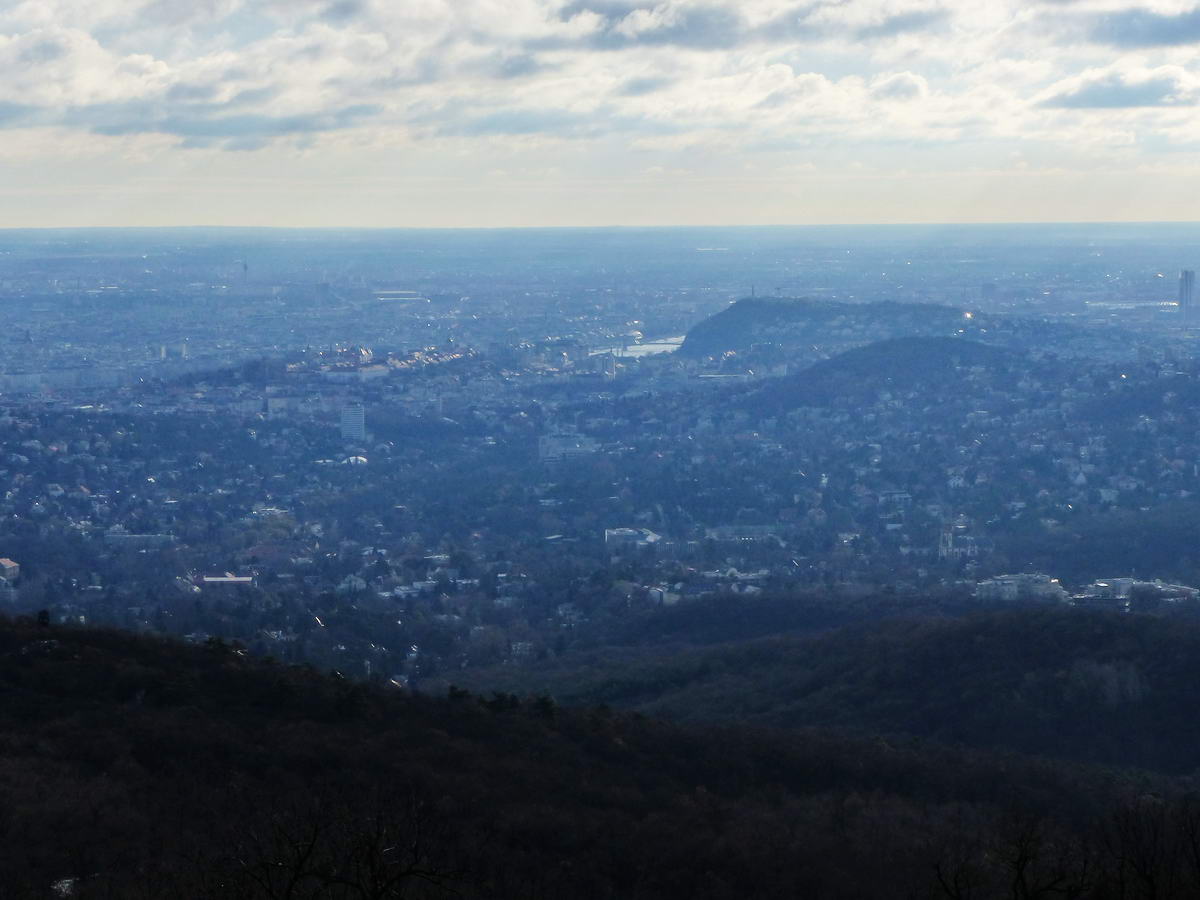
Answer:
xmin=340 ymin=404 xmax=366 ymax=442
xmin=1181 ymin=269 xmax=1195 ymax=320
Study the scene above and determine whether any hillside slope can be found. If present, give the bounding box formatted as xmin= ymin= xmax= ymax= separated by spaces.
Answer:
xmin=484 ymin=607 xmax=1200 ymax=775
xmin=752 ymin=335 xmax=1018 ymax=409
xmin=0 ymin=615 xmax=1196 ymax=898
xmin=677 ymin=298 xmax=972 ymax=359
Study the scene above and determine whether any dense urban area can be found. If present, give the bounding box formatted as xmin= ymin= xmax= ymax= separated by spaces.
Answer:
xmin=3 ymin=225 xmax=1200 ymax=687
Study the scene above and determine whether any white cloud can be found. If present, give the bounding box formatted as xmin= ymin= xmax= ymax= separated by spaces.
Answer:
xmin=3 ymin=0 xmax=1200 ymax=223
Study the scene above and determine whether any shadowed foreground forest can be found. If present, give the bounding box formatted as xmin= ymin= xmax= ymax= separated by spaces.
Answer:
xmin=6 ymin=614 xmax=1200 ymax=898
xmin=467 ymin=606 xmax=1200 ymax=774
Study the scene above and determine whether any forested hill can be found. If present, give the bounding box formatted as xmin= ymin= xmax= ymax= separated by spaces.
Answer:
xmin=472 ymin=606 xmax=1200 ymax=776
xmin=5 ymin=615 xmax=1200 ymax=899
xmin=751 ymin=336 xmax=1018 ymax=409
xmin=677 ymin=297 xmax=971 ymax=358
xmin=674 ymin=296 xmax=1122 ymax=366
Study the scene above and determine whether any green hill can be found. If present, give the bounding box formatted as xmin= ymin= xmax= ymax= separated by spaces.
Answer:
xmin=8 ymin=614 xmax=1200 ymax=898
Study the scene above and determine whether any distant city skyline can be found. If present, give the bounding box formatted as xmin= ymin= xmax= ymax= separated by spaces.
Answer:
xmin=4 ymin=1 xmax=1200 ymax=227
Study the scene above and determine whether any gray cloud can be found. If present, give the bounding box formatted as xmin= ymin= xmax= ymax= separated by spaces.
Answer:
xmin=753 ymin=3 xmax=949 ymax=43
xmin=552 ymin=1 xmax=948 ymax=51
xmin=493 ymin=54 xmax=550 ymax=79
xmin=422 ymin=99 xmax=687 ymax=139
xmin=558 ymin=1 xmax=644 ymax=21
xmin=166 ymin=82 xmax=221 ymax=103
xmin=753 ymin=3 xmax=827 ymax=41
xmin=221 ymin=136 xmax=272 ymax=151
xmin=17 ymin=37 xmax=69 ymax=65
xmin=0 ymin=102 xmax=36 ymax=125
xmin=617 ymin=75 xmax=674 ymax=96
xmin=70 ymin=101 xmax=382 ymax=142
xmin=596 ymin=5 xmax=744 ymax=50
xmin=136 ymin=0 xmax=238 ymax=28
xmin=321 ymin=0 xmax=364 ymax=22
xmin=1086 ymin=7 xmax=1200 ymax=48
xmin=870 ymin=71 xmax=927 ymax=100
xmin=435 ymin=107 xmax=599 ymax=137
xmin=756 ymin=73 xmax=828 ymax=108
xmin=855 ymin=8 xmax=950 ymax=40
xmin=227 ymin=86 xmax=280 ymax=107
xmin=1041 ymin=71 xmax=1197 ymax=108
xmin=367 ymin=57 xmax=444 ymax=90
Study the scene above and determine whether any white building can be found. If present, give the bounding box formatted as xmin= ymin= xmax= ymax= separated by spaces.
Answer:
xmin=604 ymin=528 xmax=662 ymax=551
xmin=974 ymin=573 xmax=1068 ymax=602
xmin=340 ymin=404 xmax=366 ymax=442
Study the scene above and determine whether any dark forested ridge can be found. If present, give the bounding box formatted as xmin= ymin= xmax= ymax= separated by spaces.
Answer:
xmin=467 ymin=606 xmax=1200 ymax=775
xmin=8 ymin=614 xmax=1200 ymax=899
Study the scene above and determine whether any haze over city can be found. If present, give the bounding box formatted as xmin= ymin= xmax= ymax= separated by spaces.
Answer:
xmin=4 ymin=0 xmax=1200 ymax=226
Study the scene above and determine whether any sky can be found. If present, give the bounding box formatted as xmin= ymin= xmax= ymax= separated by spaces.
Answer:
xmin=2 ymin=0 xmax=1200 ymax=227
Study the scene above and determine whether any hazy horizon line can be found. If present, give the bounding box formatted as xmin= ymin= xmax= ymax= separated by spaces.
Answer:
xmin=3 ymin=219 xmax=1200 ymax=233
